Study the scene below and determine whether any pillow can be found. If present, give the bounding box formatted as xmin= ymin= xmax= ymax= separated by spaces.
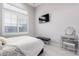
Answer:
xmin=0 ymin=37 xmax=7 ymax=45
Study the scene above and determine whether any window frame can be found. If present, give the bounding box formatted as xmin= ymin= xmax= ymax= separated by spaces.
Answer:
xmin=2 ymin=8 xmax=29 ymax=36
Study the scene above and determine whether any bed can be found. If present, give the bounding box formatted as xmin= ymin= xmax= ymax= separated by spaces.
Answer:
xmin=0 ymin=36 xmax=44 ymax=56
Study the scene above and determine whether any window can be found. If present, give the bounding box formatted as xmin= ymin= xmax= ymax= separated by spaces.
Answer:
xmin=2 ymin=4 xmax=29 ymax=35
xmin=4 ymin=10 xmax=17 ymax=33
xmin=18 ymin=14 xmax=27 ymax=32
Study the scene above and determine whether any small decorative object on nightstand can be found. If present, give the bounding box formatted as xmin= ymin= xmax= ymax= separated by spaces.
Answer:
xmin=61 ymin=26 xmax=78 ymax=54
xmin=36 ymin=36 xmax=51 ymax=44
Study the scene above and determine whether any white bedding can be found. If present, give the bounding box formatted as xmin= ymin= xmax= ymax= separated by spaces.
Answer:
xmin=0 ymin=45 xmax=24 ymax=56
xmin=5 ymin=36 xmax=44 ymax=56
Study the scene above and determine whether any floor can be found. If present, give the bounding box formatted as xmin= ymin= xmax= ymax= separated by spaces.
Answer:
xmin=41 ymin=43 xmax=79 ymax=56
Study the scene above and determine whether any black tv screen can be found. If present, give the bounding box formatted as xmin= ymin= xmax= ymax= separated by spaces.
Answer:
xmin=39 ymin=14 xmax=49 ymax=23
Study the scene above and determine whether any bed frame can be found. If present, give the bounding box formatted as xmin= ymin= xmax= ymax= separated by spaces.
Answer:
xmin=37 ymin=48 xmax=44 ymax=56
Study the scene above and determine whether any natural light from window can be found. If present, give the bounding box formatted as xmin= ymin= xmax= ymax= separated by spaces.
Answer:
xmin=2 ymin=3 xmax=29 ymax=35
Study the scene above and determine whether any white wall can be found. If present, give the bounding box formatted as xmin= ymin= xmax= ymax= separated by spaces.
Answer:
xmin=35 ymin=3 xmax=79 ymax=46
xmin=0 ymin=3 xmax=35 ymax=37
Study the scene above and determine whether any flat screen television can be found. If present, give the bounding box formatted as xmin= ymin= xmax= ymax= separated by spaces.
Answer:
xmin=39 ymin=13 xmax=49 ymax=23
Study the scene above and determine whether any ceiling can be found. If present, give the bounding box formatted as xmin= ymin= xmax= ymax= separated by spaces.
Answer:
xmin=27 ymin=3 xmax=41 ymax=8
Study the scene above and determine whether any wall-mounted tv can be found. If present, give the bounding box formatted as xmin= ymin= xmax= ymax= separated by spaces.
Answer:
xmin=39 ymin=13 xmax=49 ymax=23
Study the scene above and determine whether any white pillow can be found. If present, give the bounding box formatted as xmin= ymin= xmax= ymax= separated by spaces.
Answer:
xmin=0 ymin=37 xmax=7 ymax=45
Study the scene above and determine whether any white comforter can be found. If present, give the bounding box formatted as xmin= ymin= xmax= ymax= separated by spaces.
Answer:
xmin=0 ymin=36 xmax=44 ymax=56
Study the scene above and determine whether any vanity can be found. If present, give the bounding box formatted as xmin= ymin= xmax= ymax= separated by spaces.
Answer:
xmin=61 ymin=26 xmax=78 ymax=54
xmin=61 ymin=35 xmax=78 ymax=54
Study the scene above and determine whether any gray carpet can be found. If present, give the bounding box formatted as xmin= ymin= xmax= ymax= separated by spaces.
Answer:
xmin=41 ymin=44 xmax=78 ymax=56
